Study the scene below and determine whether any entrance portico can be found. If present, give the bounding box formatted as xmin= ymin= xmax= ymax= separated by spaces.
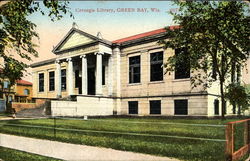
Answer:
xmin=51 ymin=25 xmax=113 ymax=98
xmin=55 ymin=52 xmax=112 ymax=98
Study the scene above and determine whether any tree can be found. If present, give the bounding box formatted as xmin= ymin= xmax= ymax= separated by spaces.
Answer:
xmin=161 ymin=1 xmax=250 ymax=118
xmin=1 ymin=57 xmax=26 ymax=112
xmin=0 ymin=1 xmax=73 ymax=110
xmin=0 ymin=0 xmax=73 ymax=63
xmin=225 ymin=83 xmax=250 ymax=116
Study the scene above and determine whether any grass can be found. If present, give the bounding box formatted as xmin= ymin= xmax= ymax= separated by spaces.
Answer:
xmin=0 ymin=146 xmax=61 ymax=161
xmin=0 ymin=117 xmax=247 ymax=161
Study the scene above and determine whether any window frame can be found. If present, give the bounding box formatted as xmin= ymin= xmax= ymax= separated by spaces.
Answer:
xmin=49 ymin=71 xmax=55 ymax=91
xmin=129 ymin=55 xmax=141 ymax=84
xmin=75 ymin=70 xmax=80 ymax=88
xmin=61 ymin=69 xmax=67 ymax=91
xmin=128 ymin=101 xmax=138 ymax=114
xmin=102 ymin=66 xmax=105 ymax=85
xmin=149 ymin=100 xmax=161 ymax=115
xmin=174 ymin=48 xmax=190 ymax=80
xmin=174 ymin=99 xmax=188 ymax=115
xmin=150 ymin=51 xmax=163 ymax=82
xmin=38 ymin=73 xmax=44 ymax=92
xmin=24 ymin=89 xmax=29 ymax=95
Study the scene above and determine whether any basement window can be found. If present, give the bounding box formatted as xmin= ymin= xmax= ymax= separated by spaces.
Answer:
xmin=150 ymin=51 xmax=163 ymax=81
xmin=128 ymin=101 xmax=138 ymax=114
xmin=150 ymin=100 xmax=161 ymax=114
xmin=174 ymin=99 xmax=188 ymax=115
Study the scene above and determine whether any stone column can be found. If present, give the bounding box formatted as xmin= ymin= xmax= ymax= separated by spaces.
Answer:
xmin=95 ymin=52 xmax=103 ymax=95
xmin=108 ymin=55 xmax=113 ymax=96
xmin=67 ymin=58 xmax=74 ymax=96
xmin=56 ymin=60 xmax=61 ymax=98
xmin=80 ymin=55 xmax=87 ymax=95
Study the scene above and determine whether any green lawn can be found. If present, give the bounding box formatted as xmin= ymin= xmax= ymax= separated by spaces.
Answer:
xmin=0 ymin=146 xmax=61 ymax=161
xmin=0 ymin=117 xmax=247 ymax=161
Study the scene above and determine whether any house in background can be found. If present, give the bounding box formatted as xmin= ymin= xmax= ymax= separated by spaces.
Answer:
xmin=0 ymin=79 xmax=32 ymax=103
xmin=30 ymin=25 xmax=250 ymax=117
xmin=14 ymin=80 xmax=33 ymax=103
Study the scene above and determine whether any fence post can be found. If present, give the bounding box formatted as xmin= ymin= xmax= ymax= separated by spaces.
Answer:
xmin=247 ymin=120 xmax=250 ymax=153
xmin=225 ymin=123 xmax=234 ymax=161
xmin=54 ymin=117 xmax=56 ymax=138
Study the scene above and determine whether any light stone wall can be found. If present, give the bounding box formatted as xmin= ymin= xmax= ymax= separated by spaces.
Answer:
xmin=32 ymin=63 xmax=58 ymax=98
xmin=120 ymin=40 xmax=206 ymax=98
xmin=51 ymin=96 xmax=113 ymax=116
xmin=120 ymin=96 xmax=208 ymax=116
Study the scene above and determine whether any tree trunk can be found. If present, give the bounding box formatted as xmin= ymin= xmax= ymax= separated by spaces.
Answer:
xmin=220 ymin=80 xmax=225 ymax=119
xmin=231 ymin=61 xmax=236 ymax=114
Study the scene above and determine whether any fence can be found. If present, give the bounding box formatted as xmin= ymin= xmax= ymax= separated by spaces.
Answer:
xmin=225 ymin=119 xmax=250 ymax=161
xmin=0 ymin=117 xmax=249 ymax=160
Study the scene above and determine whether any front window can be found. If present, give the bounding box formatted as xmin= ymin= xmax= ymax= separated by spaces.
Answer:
xmin=38 ymin=73 xmax=44 ymax=92
xmin=129 ymin=56 xmax=141 ymax=83
xmin=175 ymin=48 xmax=190 ymax=79
xmin=75 ymin=70 xmax=80 ymax=88
xmin=102 ymin=66 xmax=105 ymax=85
xmin=61 ymin=69 xmax=66 ymax=90
xmin=150 ymin=51 xmax=163 ymax=81
xmin=49 ymin=71 xmax=55 ymax=91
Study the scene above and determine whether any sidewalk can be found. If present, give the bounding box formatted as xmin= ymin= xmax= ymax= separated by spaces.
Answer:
xmin=0 ymin=133 xmax=179 ymax=161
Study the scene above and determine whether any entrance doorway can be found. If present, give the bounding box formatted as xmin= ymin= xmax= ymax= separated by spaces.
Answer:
xmin=87 ymin=67 xmax=95 ymax=95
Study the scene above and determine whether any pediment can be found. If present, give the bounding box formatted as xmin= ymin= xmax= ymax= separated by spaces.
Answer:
xmin=53 ymin=28 xmax=98 ymax=54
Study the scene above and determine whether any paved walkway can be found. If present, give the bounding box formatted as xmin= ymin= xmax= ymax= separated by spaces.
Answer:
xmin=0 ymin=133 xmax=179 ymax=161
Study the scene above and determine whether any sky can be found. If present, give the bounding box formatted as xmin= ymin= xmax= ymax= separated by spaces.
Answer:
xmin=24 ymin=1 xmax=177 ymax=80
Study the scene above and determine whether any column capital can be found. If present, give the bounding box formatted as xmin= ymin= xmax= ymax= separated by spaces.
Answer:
xmin=94 ymin=52 xmax=104 ymax=55
xmin=80 ymin=55 xmax=87 ymax=58
xmin=66 ymin=58 xmax=72 ymax=62
xmin=55 ymin=59 xmax=61 ymax=64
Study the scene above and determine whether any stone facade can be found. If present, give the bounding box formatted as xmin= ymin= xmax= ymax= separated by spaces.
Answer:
xmin=31 ymin=26 xmax=249 ymax=117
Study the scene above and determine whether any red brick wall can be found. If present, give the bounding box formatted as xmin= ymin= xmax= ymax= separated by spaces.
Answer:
xmin=12 ymin=99 xmax=48 ymax=112
xmin=12 ymin=103 xmax=36 ymax=112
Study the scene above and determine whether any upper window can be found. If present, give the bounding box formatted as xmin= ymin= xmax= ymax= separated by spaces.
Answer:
xmin=61 ymin=69 xmax=67 ymax=90
xmin=38 ymin=73 xmax=44 ymax=92
xmin=24 ymin=89 xmax=29 ymax=95
xmin=150 ymin=51 xmax=163 ymax=81
xmin=129 ymin=56 xmax=141 ymax=83
xmin=175 ymin=48 xmax=190 ymax=79
xmin=49 ymin=71 xmax=55 ymax=91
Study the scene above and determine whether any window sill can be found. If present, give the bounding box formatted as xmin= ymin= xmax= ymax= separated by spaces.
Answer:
xmin=172 ymin=78 xmax=190 ymax=82
xmin=148 ymin=81 xmax=164 ymax=84
xmin=127 ymin=83 xmax=141 ymax=86
xmin=48 ymin=91 xmax=55 ymax=93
